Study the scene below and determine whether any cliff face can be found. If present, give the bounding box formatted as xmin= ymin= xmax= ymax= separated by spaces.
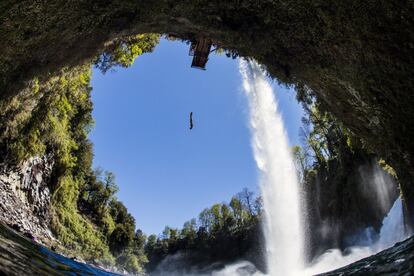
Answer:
xmin=1 ymin=0 xmax=413 ymax=227
xmin=305 ymin=155 xmax=399 ymax=259
xmin=319 ymin=235 xmax=414 ymax=276
xmin=0 ymin=156 xmax=54 ymax=244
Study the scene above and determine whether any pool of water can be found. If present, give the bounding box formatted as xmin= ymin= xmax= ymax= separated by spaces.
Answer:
xmin=0 ymin=224 xmax=119 ymax=276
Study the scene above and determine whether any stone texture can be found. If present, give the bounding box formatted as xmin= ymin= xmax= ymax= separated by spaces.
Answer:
xmin=1 ymin=1 xmax=414 ymax=226
xmin=305 ymin=155 xmax=399 ymax=260
xmin=320 ymin=236 xmax=414 ymax=276
xmin=0 ymin=156 xmax=55 ymax=245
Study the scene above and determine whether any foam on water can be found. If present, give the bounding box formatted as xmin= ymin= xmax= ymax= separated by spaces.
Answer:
xmin=239 ymin=59 xmax=407 ymax=276
xmin=153 ymin=59 xmax=408 ymax=276
xmin=305 ymin=197 xmax=407 ymax=275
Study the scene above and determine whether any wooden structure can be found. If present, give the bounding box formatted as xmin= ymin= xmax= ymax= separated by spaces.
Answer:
xmin=189 ymin=38 xmax=212 ymax=70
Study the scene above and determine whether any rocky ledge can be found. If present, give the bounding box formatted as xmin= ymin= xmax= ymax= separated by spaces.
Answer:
xmin=320 ymin=236 xmax=414 ymax=275
xmin=0 ymin=156 xmax=55 ymax=245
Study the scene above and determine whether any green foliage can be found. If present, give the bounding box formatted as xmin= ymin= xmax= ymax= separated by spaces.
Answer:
xmin=51 ymin=201 xmax=114 ymax=264
xmin=109 ymin=225 xmax=134 ymax=255
xmin=2 ymin=0 xmax=414 ymax=223
xmin=378 ymin=159 xmax=398 ymax=180
xmin=1 ymin=1 xmax=406 ymax=270
xmin=95 ymin=33 xmax=160 ymax=73
xmin=293 ymin=98 xmax=401 ymax=257
xmin=116 ymin=250 xmax=146 ymax=275
xmin=145 ymin=188 xmax=264 ymax=272
xmin=114 ymin=230 xmax=148 ymax=274
xmin=296 ymin=96 xmax=363 ymax=174
xmin=0 ymin=66 xmax=91 ymax=165
xmin=0 ymin=57 xmax=157 ymax=272
xmin=0 ymin=29 xmax=162 ymax=272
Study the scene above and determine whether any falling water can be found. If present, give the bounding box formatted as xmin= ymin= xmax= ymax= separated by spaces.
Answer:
xmin=358 ymin=162 xmax=398 ymax=214
xmin=238 ymin=58 xmax=408 ymax=276
xmin=306 ymin=196 xmax=407 ymax=275
xmin=377 ymin=197 xmax=406 ymax=249
xmin=239 ymin=59 xmax=304 ymax=275
xmin=305 ymin=163 xmax=404 ymax=274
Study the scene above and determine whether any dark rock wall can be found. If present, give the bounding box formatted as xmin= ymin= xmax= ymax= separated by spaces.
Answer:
xmin=1 ymin=0 xmax=414 ymax=226
xmin=319 ymin=235 xmax=414 ymax=276
xmin=0 ymin=156 xmax=54 ymax=244
xmin=305 ymin=156 xmax=399 ymax=260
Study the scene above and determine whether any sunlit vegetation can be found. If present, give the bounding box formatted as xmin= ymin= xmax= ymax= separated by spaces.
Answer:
xmin=145 ymin=188 xmax=264 ymax=273
xmin=95 ymin=34 xmax=160 ymax=73
xmin=292 ymin=93 xmax=399 ymax=256
xmin=0 ymin=33 xmax=159 ymax=273
xmin=141 ymin=97 xmax=399 ymax=271
xmin=0 ymin=30 xmax=246 ymax=272
xmin=0 ymin=34 xmax=400 ymax=272
xmin=293 ymin=88 xmax=385 ymax=185
xmin=0 ymin=1 xmax=413 ymax=274
xmin=1 ymin=0 xmax=414 ymax=226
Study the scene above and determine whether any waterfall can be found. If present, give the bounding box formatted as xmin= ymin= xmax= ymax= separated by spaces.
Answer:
xmin=306 ymin=196 xmax=407 ymax=274
xmin=155 ymin=59 xmax=407 ymax=276
xmin=377 ymin=197 xmax=406 ymax=250
xmin=238 ymin=58 xmax=407 ymax=276
xmin=358 ymin=161 xmax=397 ymax=215
xmin=239 ymin=59 xmax=304 ymax=275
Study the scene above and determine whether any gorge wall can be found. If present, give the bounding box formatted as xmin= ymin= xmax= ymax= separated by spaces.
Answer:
xmin=0 ymin=156 xmax=54 ymax=244
xmin=305 ymin=157 xmax=399 ymax=259
xmin=1 ymin=1 xmax=414 ymax=227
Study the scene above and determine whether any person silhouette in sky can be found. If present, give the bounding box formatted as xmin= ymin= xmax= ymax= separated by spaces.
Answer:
xmin=189 ymin=112 xmax=194 ymax=130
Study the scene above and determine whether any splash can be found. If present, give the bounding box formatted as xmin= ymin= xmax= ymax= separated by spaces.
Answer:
xmin=239 ymin=59 xmax=304 ymax=275
xmin=151 ymin=59 xmax=407 ymax=276
xmin=377 ymin=197 xmax=406 ymax=250
xmin=358 ymin=161 xmax=397 ymax=214
xmin=305 ymin=197 xmax=407 ymax=275
xmin=238 ymin=58 xmax=407 ymax=276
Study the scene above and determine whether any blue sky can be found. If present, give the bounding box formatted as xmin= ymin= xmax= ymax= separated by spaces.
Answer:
xmin=90 ymin=38 xmax=304 ymax=235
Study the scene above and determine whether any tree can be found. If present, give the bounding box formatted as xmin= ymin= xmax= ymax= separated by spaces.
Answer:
xmin=146 ymin=234 xmax=157 ymax=251
xmin=145 ymin=189 xmax=264 ymax=273
xmin=95 ymin=34 xmax=160 ymax=73
xmin=132 ymin=230 xmax=147 ymax=254
xmin=230 ymin=197 xmax=243 ymax=225
xmin=109 ymin=225 xmax=134 ymax=255
xmin=254 ymin=196 xmax=263 ymax=216
xmin=210 ymin=204 xmax=223 ymax=231
xmin=181 ymin=219 xmax=197 ymax=244
xmin=198 ymin=208 xmax=213 ymax=232
xmin=292 ymin=145 xmax=308 ymax=183
xmin=237 ymin=188 xmax=255 ymax=216
xmin=116 ymin=250 xmax=146 ymax=275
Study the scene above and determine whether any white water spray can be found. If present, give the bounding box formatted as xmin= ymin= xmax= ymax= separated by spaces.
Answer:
xmin=239 ymin=59 xmax=304 ymax=275
xmin=238 ymin=58 xmax=409 ymax=276
xmin=377 ymin=197 xmax=406 ymax=249
xmin=152 ymin=59 xmax=408 ymax=276
xmin=305 ymin=196 xmax=407 ymax=275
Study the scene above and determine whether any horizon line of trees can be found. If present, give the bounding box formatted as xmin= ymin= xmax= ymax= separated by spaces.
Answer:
xmin=144 ymin=188 xmax=265 ymax=273
xmin=0 ymin=33 xmax=161 ymax=274
xmin=0 ymin=29 xmax=401 ymax=275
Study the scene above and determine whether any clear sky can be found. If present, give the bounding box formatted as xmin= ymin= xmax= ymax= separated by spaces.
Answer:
xmin=90 ymin=38 xmax=304 ymax=235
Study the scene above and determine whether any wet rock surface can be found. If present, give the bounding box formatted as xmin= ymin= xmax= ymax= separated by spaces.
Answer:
xmin=1 ymin=3 xmax=414 ymax=222
xmin=0 ymin=220 xmax=413 ymax=276
xmin=305 ymin=156 xmax=399 ymax=258
xmin=0 ymin=223 xmax=117 ymax=276
xmin=320 ymin=236 xmax=414 ymax=276
xmin=0 ymin=156 xmax=54 ymax=245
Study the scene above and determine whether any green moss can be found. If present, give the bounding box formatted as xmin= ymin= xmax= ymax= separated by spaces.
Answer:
xmin=378 ymin=159 xmax=398 ymax=180
xmin=1 ymin=0 xmax=414 ymax=261
xmin=0 ymin=33 xmax=158 ymax=272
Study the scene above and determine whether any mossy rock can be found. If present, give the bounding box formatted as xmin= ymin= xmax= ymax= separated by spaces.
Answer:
xmin=1 ymin=0 xmax=414 ymax=225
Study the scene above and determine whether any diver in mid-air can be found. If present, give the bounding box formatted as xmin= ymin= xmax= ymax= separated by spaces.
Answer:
xmin=189 ymin=112 xmax=194 ymax=130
